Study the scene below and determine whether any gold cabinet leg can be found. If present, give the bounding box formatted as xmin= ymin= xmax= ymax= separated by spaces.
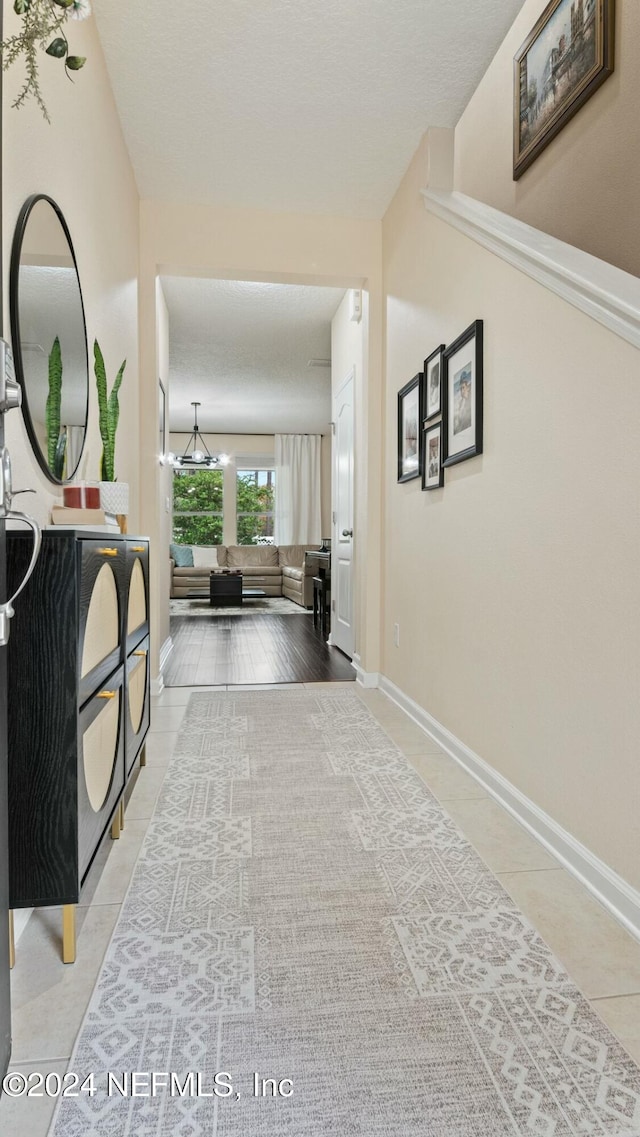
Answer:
xmin=111 ymin=802 xmax=122 ymax=840
xmin=139 ymin=743 xmax=147 ymax=768
xmin=8 ymin=910 xmax=15 ymax=970
xmin=62 ymin=905 xmax=76 ymax=964
xmin=119 ymin=798 xmax=125 ymax=831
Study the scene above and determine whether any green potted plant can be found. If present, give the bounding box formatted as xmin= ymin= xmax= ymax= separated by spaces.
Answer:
xmin=94 ymin=340 xmax=128 ymax=524
xmin=45 ymin=335 xmax=68 ymax=480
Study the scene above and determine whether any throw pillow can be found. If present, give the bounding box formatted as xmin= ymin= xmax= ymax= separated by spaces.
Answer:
xmin=170 ymin=543 xmax=194 ymax=567
xmin=192 ymin=546 xmax=219 ymax=568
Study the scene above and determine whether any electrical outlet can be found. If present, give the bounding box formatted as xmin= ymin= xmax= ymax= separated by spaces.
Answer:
xmin=393 ymin=622 xmax=400 ymax=647
xmin=165 ymin=496 xmax=171 ymax=513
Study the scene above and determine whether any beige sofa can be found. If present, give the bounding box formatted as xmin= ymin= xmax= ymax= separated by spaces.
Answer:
xmin=170 ymin=544 xmax=320 ymax=607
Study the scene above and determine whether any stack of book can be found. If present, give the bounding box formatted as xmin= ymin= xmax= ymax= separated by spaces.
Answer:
xmin=50 ymin=507 xmax=120 ymax=532
xmin=49 ymin=482 xmax=120 ymax=531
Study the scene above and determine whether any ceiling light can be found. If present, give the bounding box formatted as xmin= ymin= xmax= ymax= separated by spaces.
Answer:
xmin=171 ymin=401 xmax=226 ymax=469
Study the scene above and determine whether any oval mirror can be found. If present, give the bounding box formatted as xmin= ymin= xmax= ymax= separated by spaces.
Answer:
xmin=10 ymin=195 xmax=89 ymax=483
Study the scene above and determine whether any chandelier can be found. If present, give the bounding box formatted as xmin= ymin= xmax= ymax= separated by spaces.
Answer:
xmin=169 ymin=402 xmax=229 ymax=469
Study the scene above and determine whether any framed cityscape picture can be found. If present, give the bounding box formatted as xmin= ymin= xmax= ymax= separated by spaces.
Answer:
xmin=514 ymin=0 xmax=614 ymax=179
xmin=422 ymin=344 xmax=445 ymax=422
xmin=422 ymin=421 xmax=444 ymax=491
xmin=442 ymin=320 xmax=483 ymax=468
xmin=397 ymin=373 xmax=422 ymax=482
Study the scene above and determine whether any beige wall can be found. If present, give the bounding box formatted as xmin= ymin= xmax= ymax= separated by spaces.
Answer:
xmin=382 ymin=134 xmax=640 ymax=889
xmin=3 ymin=3 xmax=140 ymax=530
xmin=454 ymin=0 xmax=640 ymax=277
xmin=140 ymin=200 xmax=383 ymax=678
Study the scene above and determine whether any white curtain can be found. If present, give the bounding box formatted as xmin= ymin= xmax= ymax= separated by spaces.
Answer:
xmin=274 ymin=434 xmax=322 ymax=545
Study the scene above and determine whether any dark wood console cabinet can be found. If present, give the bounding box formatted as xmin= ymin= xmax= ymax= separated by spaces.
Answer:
xmin=6 ymin=529 xmax=151 ymax=961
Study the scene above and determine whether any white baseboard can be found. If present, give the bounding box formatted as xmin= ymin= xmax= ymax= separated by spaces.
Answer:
xmin=353 ymin=654 xmax=380 ymax=689
xmin=152 ymin=636 xmax=174 ymax=695
xmin=159 ymin=635 xmax=174 ymax=671
xmin=379 ymin=675 xmax=640 ymax=944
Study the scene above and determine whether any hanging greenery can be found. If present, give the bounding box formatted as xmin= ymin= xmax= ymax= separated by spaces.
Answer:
xmin=1 ymin=0 xmax=91 ymax=122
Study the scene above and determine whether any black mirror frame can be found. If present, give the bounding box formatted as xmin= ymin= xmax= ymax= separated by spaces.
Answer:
xmin=9 ymin=193 xmax=89 ymax=485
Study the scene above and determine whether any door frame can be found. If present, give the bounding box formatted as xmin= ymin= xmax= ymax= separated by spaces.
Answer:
xmin=330 ymin=366 xmax=355 ymax=658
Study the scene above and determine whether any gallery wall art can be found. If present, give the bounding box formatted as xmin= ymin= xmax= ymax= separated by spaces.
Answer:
xmin=397 ymin=373 xmax=422 ymax=483
xmin=514 ymin=0 xmax=615 ymax=179
xmin=442 ymin=320 xmax=483 ymax=468
xmin=422 ymin=421 xmax=444 ymax=491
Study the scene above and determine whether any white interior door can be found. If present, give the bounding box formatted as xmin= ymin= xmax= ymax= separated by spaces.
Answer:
xmin=332 ymin=369 xmax=355 ymax=658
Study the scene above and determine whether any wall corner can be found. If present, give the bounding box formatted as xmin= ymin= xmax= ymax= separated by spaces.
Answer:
xmin=424 ymin=127 xmax=455 ymax=192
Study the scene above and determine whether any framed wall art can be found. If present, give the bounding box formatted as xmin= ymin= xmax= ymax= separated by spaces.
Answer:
xmin=397 ymin=373 xmax=422 ymax=483
xmin=514 ymin=0 xmax=615 ymax=179
xmin=442 ymin=320 xmax=483 ymax=468
xmin=422 ymin=421 xmax=444 ymax=491
xmin=422 ymin=344 xmax=445 ymax=422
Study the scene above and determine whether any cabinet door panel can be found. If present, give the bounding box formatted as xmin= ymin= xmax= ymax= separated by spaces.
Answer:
xmin=77 ymin=666 xmax=125 ymax=882
xmin=125 ymin=541 xmax=149 ymax=652
xmin=78 ymin=542 xmax=123 ymax=705
xmin=125 ymin=636 xmax=150 ymax=776
xmin=83 ymin=693 xmax=120 ymax=811
xmin=7 ymin=534 xmax=78 ymax=908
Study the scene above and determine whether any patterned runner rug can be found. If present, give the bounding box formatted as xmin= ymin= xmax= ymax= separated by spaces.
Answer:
xmin=50 ymin=690 xmax=640 ymax=1135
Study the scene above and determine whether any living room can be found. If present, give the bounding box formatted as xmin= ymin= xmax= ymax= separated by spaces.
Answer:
xmin=4 ymin=2 xmax=640 ymax=1133
xmin=159 ymin=276 xmax=357 ymax=685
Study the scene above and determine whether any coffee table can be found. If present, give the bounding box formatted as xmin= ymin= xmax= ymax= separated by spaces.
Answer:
xmin=209 ymin=572 xmax=242 ymax=606
xmin=184 ymin=574 xmax=267 ymax=607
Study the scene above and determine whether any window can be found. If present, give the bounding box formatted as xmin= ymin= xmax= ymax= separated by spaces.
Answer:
xmin=173 ymin=468 xmax=223 ymax=545
xmin=236 ymin=468 xmax=275 ymax=545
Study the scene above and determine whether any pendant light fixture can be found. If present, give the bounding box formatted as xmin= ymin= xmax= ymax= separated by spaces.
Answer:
xmin=168 ymin=401 xmax=230 ymax=469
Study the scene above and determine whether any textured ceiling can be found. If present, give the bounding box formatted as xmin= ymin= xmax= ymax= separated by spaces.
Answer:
xmin=161 ymin=278 xmax=343 ymax=434
xmin=94 ymin=0 xmax=526 ymax=218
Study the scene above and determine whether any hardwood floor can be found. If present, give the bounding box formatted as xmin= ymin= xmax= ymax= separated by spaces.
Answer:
xmin=164 ymin=613 xmax=356 ymax=686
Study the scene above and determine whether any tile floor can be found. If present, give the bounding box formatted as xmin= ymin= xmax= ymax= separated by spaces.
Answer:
xmin=2 ymin=680 xmax=640 ymax=1135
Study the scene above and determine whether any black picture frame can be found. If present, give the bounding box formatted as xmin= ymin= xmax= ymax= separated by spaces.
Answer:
xmin=422 ymin=344 xmax=445 ymax=422
xmin=442 ymin=320 xmax=483 ymax=468
xmin=421 ymin=420 xmax=444 ymax=491
xmin=397 ymin=373 xmax=422 ymax=483
xmin=159 ymin=379 xmax=166 ymax=457
xmin=513 ymin=0 xmax=615 ymax=180
xmin=9 ymin=194 xmax=89 ymax=485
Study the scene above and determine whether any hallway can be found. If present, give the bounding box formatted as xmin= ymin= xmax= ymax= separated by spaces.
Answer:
xmin=1 ymin=0 xmax=639 ymax=1129
xmin=3 ymin=684 xmax=640 ymax=1135
xmin=165 ymin=614 xmax=356 ymax=686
